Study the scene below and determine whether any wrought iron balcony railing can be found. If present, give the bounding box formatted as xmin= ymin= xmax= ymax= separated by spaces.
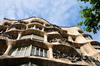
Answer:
xmin=48 ymin=38 xmax=67 ymax=43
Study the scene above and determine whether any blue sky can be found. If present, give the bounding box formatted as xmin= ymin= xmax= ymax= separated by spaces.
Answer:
xmin=0 ymin=0 xmax=100 ymax=42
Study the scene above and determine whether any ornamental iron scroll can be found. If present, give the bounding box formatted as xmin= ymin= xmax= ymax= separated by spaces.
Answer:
xmin=49 ymin=38 xmax=67 ymax=43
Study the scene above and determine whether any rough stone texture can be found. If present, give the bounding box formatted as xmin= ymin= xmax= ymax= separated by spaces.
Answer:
xmin=0 ymin=17 xmax=99 ymax=66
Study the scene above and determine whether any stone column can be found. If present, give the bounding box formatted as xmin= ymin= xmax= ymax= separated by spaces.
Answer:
xmin=68 ymin=36 xmax=73 ymax=42
xmin=48 ymin=46 xmax=53 ymax=58
xmin=26 ymin=24 xmax=28 ymax=30
xmin=3 ymin=44 xmax=12 ymax=55
xmin=41 ymin=27 xmax=44 ymax=32
xmin=33 ymin=25 xmax=36 ymax=29
xmin=17 ymin=32 xmax=21 ymax=40
xmin=43 ymin=23 xmax=46 ymax=26
xmin=5 ymin=28 xmax=9 ymax=32
xmin=3 ymin=40 xmax=15 ymax=55
xmin=44 ymin=34 xmax=48 ymax=42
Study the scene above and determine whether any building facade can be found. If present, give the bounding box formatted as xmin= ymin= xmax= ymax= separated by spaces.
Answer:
xmin=0 ymin=17 xmax=100 ymax=66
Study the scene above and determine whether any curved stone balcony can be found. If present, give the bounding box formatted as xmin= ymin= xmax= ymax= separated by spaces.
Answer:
xmin=0 ymin=25 xmax=7 ymax=32
xmin=30 ymin=21 xmax=44 ymax=25
xmin=8 ymin=24 xmax=26 ymax=31
xmin=22 ymin=29 xmax=44 ymax=37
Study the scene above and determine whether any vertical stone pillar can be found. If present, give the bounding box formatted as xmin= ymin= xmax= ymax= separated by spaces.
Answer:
xmin=43 ymin=23 xmax=46 ymax=26
xmin=41 ymin=27 xmax=44 ymax=32
xmin=44 ymin=34 xmax=48 ymax=42
xmin=43 ymin=49 xmax=45 ymax=57
xmin=5 ymin=28 xmax=9 ymax=32
xmin=3 ymin=40 xmax=15 ymax=55
xmin=48 ymin=46 xmax=53 ymax=58
xmin=17 ymin=32 xmax=21 ymax=40
xmin=33 ymin=25 xmax=36 ymax=29
xmin=68 ymin=36 xmax=73 ymax=42
xmin=3 ymin=44 xmax=12 ymax=55
xmin=26 ymin=24 xmax=28 ymax=30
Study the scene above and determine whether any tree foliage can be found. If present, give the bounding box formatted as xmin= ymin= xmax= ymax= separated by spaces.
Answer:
xmin=77 ymin=0 xmax=100 ymax=34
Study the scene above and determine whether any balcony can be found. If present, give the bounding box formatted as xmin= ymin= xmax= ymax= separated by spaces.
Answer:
xmin=20 ymin=34 xmax=44 ymax=41
xmin=10 ymin=45 xmax=48 ymax=58
xmin=31 ymin=21 xmax=43 ymax=25
xmin=44 ymin=27 xmax=60 ymax=34
xmin=14 ymin=20 xmax=28 ymax=24
xmin=46 ymin=24 xmax=61 ymax=29
xmin=28 ymin=26 xmax=42 ymax=30
xmin=53 ymin=50 xmax=82 ymax=62
xmin=0 ymin=25 xmax=7 ymax=32
xmin=28 ymin=25 xmax=42 ymax=31
xmin=0 ymin=39 xmax=7 ymax=55
xmin=3 ymin=22 xmax=11 ymax=27
xmin=48 ymin=38 xmax=67 ymax=43
xmin=8 ymin=24 xmax=26 ymax=31
xmin=53 ymin=45 xmax=82 ymax=62
xmin=0 ymin=33 xmax=17 ymax=39
xmin=45 ymin=30 xmax=58 ymax=33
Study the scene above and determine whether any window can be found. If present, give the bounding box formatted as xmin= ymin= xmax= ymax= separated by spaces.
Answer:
xmin=36 ymin=47 xmax=39 ymax=56
xmin=11 ymin=45 xmax=31 ymax=56
xmin=31 ymin=46 xmax=35 ymax=56
xmin=40 ymin=48 xmax=43 ymax=57
xmin=28 ymin=25 xmax=42 ymax=30
xmin=10 ymin=45 xmax=48 ymax=57
xmin=20 ymin=34 xmax=44 ymax=41
xmin=3 ymin=23 xmax=11 ymax=26
xmin=84 ymin=36 xmax=92 ymax=40
xmin=92 ymin=44 xmax=100 ymax=50
xmin=31 ymin=46 xmax=48 ymax=57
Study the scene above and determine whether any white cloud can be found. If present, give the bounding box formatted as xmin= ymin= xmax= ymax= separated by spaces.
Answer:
xmin=0 ymin=0 xmax=99 ymax=42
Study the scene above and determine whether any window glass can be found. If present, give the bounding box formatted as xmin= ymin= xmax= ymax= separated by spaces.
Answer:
xmin=24 ymin=46 xmax=31 ymax=56
xmin=36 ymin=47 xmax=39 ymax=56
xmin=11 ymin=49 xmax=17 ymax=56
xmin=20 ymin=47 xmax=26 ymax=56
xmin=88 ymin=36 xmax=92 ymax=40
xmin=31 ymin=46 xmax=35 ymax=56
xmin=44 ymin=50 xmax=47 ymax=57
xmin=40 ymin=48 xmax=43 ymax=57
xmin=10 ymin=45 xmax=48 ymax=58
xmin=16 ymin=48 xmax=21 ymax=56
xmin=84 ymin=36 xmax=92 ymax=40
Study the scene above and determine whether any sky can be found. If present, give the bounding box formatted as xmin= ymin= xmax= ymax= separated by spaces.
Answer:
xmin=0 ymin=0 xmax=100 ymax=42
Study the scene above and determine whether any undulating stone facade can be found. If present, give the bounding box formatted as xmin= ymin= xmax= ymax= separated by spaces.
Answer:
xmin=0 ymin=17 xmax=100 ymax=66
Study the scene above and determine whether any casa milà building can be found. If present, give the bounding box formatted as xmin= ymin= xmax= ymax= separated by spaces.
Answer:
xmin=0 ymin=17 xmax=100 ymax=66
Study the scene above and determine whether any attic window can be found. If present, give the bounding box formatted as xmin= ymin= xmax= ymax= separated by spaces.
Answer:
xmin=92 ymin=44 xmax=100 ymax=50
xmin=84 ymin=36 xmax=92 ymax=40
xmin=78 ymin=30 xmax=83 ymax=33
xmin=72 ymin=37 xmax=76 ymax=41
xmin=3 ymin=23 xmax=11 ymax=26
xmin=64 ymin=31 xmax=67 ymax=33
